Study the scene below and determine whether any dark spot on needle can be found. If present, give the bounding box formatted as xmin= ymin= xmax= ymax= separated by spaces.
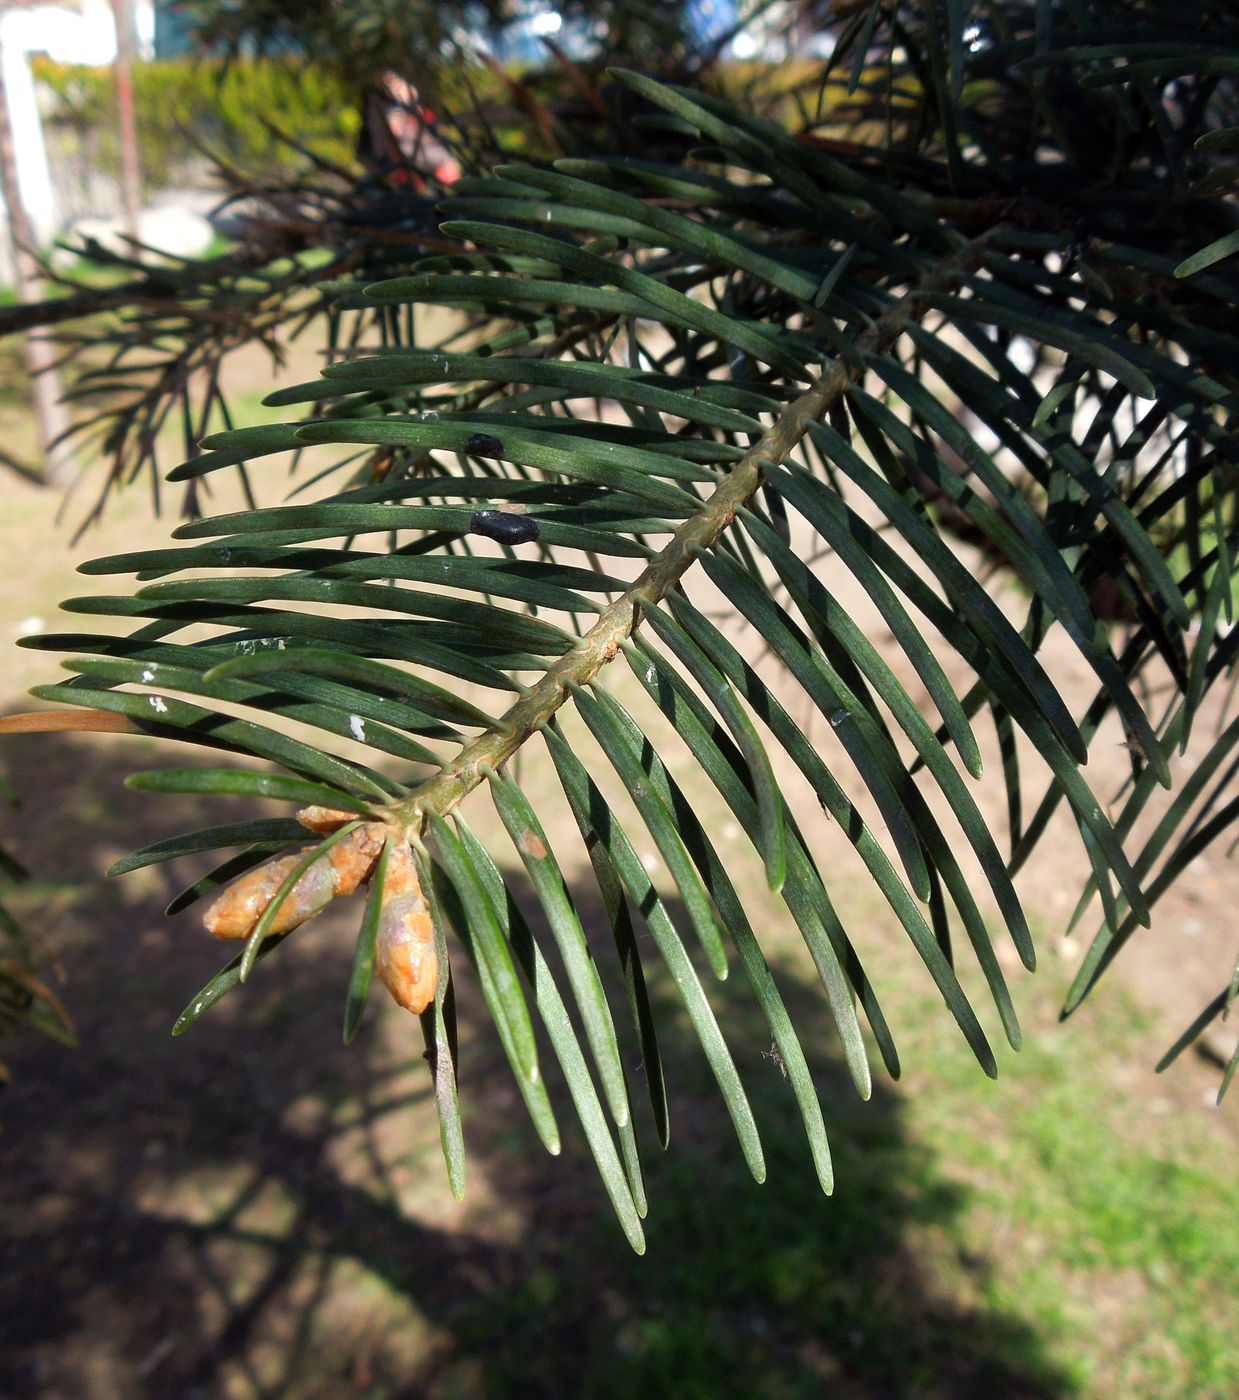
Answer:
xmin=470 ymin=510 xmax=541 ymax=545
xmin=466 ymin=433 xmax=505 ymax=458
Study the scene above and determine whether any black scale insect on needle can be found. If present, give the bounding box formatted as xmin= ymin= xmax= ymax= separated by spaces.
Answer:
xmin=464 ymin=433 xmax=542 ymax=545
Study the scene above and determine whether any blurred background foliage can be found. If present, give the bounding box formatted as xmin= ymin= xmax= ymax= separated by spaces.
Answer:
xmin=32 ymin=55 xmax=362 ymax=193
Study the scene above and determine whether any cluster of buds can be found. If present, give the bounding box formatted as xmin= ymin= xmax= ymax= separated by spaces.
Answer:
xmin=202 ymin=806 xmax=437 ymax=1014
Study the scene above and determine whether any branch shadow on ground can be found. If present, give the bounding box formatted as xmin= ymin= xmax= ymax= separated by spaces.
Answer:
xmin=0 ymin=731 xmax=1071 ymax=1399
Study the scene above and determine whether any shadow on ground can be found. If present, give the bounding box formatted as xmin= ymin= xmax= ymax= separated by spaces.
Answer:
xmin=0 ymin=731 xmax=1071 ymax=1399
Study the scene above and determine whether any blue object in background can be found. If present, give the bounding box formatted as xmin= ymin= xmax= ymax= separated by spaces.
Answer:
xmin=152 ymin=0 xmax=197 ymax=59
xmin=687 ymin=0 xmax=739 ymax=47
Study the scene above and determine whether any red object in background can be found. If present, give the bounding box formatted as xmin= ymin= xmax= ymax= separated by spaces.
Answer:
xmin=381 ymin=75 xmax=460 ymax=189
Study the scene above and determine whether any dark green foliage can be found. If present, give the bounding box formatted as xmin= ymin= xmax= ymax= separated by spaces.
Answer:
xmin=3 ymin=4 xmax=1239 ymax=1238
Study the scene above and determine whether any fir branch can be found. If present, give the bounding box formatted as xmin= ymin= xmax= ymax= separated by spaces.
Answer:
xmin=393 ymin=231 xmax=1000 ymax=835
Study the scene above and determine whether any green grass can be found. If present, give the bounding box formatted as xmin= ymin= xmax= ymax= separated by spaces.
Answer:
xmin=421 ymin=925 xmax=1238 ymax=1400
xmin=900 ymin=981 xmax=1239 ymax=1397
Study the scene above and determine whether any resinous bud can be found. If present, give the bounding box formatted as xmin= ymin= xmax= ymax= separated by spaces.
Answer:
xmin=203 ymin=823 xmax=386 ymax=940
xmin=374 ymin=843 xmax=438 ymax=1014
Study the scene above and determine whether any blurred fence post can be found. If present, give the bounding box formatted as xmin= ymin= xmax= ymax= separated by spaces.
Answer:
xmin=112 ymin=0 xmax=142 ymax=242
xmin=0 ymin=42 xmax=76 ymax=490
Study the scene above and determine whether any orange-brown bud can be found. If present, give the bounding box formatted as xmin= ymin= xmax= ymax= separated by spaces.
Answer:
xmin=205 ymin=854 xmax=313 ymax=939
xmin=374 ymin=844 xmax=437 ymax=1014
xmin=326 ymin=823 xmax=386 ymax=897
xmin=297 ymin=805 xmax=364 ymax=834
xmin=204 ymin=823 xmax=386 ymax=940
